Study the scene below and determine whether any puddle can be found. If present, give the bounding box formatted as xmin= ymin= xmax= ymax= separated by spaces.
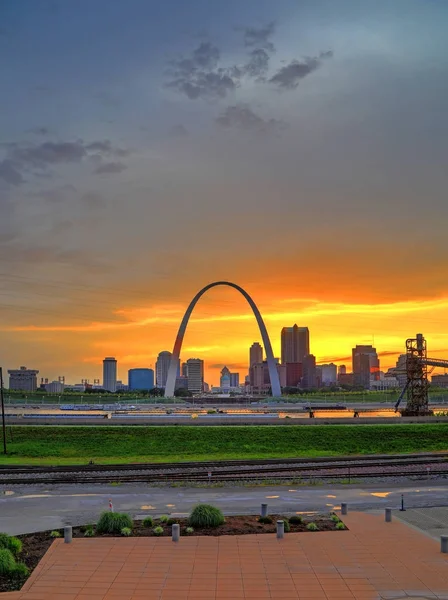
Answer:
xmin=266 ymin=495 xmax=279 ymax=499
xmin=140 ymin=505 xmax=156 ymax=510
xmin=371 ymin=492 xmax=391 ymax=498
xmin=2 ymin=491 xmax=14 ymax=496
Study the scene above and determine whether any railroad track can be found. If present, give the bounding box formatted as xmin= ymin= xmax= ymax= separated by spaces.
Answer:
xmin=1 ymin=453 xmax=447 ymax=485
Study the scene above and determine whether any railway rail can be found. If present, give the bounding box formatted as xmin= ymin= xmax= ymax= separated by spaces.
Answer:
xmin=0 ymin=452 xmax=447 ymax=485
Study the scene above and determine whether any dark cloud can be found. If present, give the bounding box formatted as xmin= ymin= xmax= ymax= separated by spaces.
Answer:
xmin=82 ymin=192 xmax=104 ymax=207
xmin=93 ymin=91 xmax=120 ymax=108
xmin=0 ymin=139 xmax=129 ymax=185
xmin=30 ymin=127 xmax=50 ymax=136
xmin=243 ymin=48 xmax=270 ymax=79
xmin=93 ymin=161 xmax=127 ymax=174
xmin=169 ymin=124 xmax=189 ymax=137
xmin=269 ymin=51 xmax=333 ymax=90
xmin=166 ymin=42 xmax=238 ymax=100
xmin=216 ymin=104 xmax=283 ymax=133
xmin=30 ymin=184 xmax=76 ymax=203
xmin=242 ymin=22 xmax=276 ymax=52
xmin=0 ymin=159 xmax=23 ymax=186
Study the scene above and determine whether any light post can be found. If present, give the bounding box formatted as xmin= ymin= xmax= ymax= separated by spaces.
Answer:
xmin=0 ymin=368 xmax=7 ymax=454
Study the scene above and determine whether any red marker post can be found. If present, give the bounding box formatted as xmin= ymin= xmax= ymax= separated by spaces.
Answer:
xmin=109 ymin=498 xmax=114 ymax=512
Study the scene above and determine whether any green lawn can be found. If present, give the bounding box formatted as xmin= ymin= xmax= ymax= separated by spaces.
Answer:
xmin=0 ymin=424 xmax=447 ymax=465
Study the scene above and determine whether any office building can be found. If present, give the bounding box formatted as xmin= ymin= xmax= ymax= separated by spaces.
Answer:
xmin=321 ymin=363 xmax=337 ymax=386
xmin=249 ymin=342 xmax=263 ymax=367
xmin=45 ymin=380 xmax=64 ymax=394
xmin=229 ymin=372 xmax=239 ymax=387
xmin=186 ymin=358 xmax=204 ymax=394
xmin=281 ymin=325 xmax=309 ymax=364
xmin=249 ymin=361 xmax=286 ymax=393
xmin=156 ymin=351 xmax=179 ymax=388
xmin=128 ymin=368 xmax=154 ymax=391
xmin=301 ymin=354 xmax=317 ymax=389
xmin=103 ymin=357 xmax=117 ymax=392
xmin=338 ymin=365 xmax=347 ymax=376
xmin=352 ymin=345 xmax=379 ymax=389
xmin=432 ymin=374 xmax=448 ymax=388
xmin=175 ymin=376 xmax=189 ymax=390
xmin=285 ymin=363 xmax=302 ymax=387
xmin=8 ymin=366 xmax=39 ymax=392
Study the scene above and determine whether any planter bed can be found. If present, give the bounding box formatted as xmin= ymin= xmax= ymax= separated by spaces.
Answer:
xmin=0 ymin=513 xmax=345 ymax=593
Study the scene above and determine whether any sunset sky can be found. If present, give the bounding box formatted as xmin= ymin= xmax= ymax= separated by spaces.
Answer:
xmin=1 ymin=0 xmax=448 ymax=387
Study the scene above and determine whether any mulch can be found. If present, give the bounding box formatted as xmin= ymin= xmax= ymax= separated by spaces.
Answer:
xmin=0 ymin=513 xmax=344 ymax=593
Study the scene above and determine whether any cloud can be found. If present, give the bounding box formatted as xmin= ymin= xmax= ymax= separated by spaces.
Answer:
xmin=169 ymin=124 xmax=189 ymax=137
xmin=216 ymin=104 xmax=283 ymax=133
xmin=0 ymin=159 xmax=23 ymax=186
xmin=0 ymin=139 xmax=129 ymax=185
xmin=30 ymin=184 xmax=76 ymax=203
xmin=243 ymin=49 xmax=270 ymax=79
xmin=269 ymin=51 xmax=333 ymax=90
xmin=242 ymin=22 xmax=276 ymax=52
xmin=93 ymin=161 xmax=127 ymax=174
xmin=30 ymin=127 xmax=50 ymax=136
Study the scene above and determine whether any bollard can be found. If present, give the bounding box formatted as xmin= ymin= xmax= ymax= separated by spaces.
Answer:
xmin=399 ymin=494 xmax=406 ymax=512
xmin=64 ymin=526 xmax=72 ymax=544
xmin=172 ymin=524 xmax=180 ymax=542
xmin=441 ymin=535 xmax=448 ymax=554
xmin=341 ymin=503 xmax=348 ymax=515
xmin=276 ymin=520 xmax=284 ymax=539
xmin=261 ymin=503 xmax=268 ymax=518
xmin=385 ymin=508 xmax=392 ymax=522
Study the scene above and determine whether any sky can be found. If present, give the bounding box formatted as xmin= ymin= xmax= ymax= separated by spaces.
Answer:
xmin=1 ymin=0 xmax=448 ymax=387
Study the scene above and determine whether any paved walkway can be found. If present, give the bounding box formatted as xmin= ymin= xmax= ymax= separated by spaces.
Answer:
xmin=395 ymin=507 xmax=448 ymax=540
xmin=2 ymin=512 xmax=448 ymax=599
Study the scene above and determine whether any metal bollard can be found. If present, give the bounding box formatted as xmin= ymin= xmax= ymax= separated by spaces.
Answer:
xmin=441 ymin=535 xmax=448 ymax=554
xmin=172 ymin=524 xmax=180 ymax=542
xmin=385 ymin=508 xmax=392 ymax=522
xmin=64 ymin=526 xmax=72 ymax=544
xmin=276 ymin=520 xmax=284 ymax=539
xmin=261 ymin=503 xmax=268 ymax=518
xmin=341 ymin=503 xmax=348 ymax=515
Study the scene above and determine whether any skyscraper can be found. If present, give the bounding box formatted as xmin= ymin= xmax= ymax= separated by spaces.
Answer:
xmin=186 ymin=358 xmax=204 ymax=394
xmin=281 ymin=325 xmax=309 ymax=364
xmin=320 ymin=363 xmax=337 ymax=386
xmin=249 ymin=342 xmax=263 ymax=367
xmin=103 ymin=357 xmax=117 ymax=392
xmin=301 ymin=354 xmax=317 ymax=389
xmin=156 ymin=351 xmax=179 ymax=388
xmin=128 ymin=368 xmax=154 ymax=391
xmin=352 ymin=345 xmax=379 ymax=389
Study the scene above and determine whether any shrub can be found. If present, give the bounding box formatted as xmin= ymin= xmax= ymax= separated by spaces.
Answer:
xmin=282 ymin=519 xmax=291 ymax=533
xmin=121 ymin=527 xmax=132 ymax=536
xmin=189 ymin=504 xmax=225 ymax=528
xmin=258 ymin=516 xmax=273 ymax=524
xmin=306 ymin=522 xmax=319 ymax=531
xmin=289 ymin=515 xmax=303 ymax=525
xmin=336 ymin=522 xmax=346 ymax=530
xmin=0 ymin=548 xmax=16 ymax=575
xmin=166 ymin=518 xmax=178 ymax=526
xmin=153 ymin=526 xmax=164 ymax=536
xmin=142 ymin=516 xmax=154 ymax=527
xmin=159 ymin=515 xmax=169 ymax=524
xmin=0 ymin=534 xmax=22 ymax=556
xmin=185 ymin=527 xmax=194 ymax=534
xmin=84 ymin=526 xmax=95 ymax=538
xmin=7 ymin=537 xmax=22 ymax=556
xmin=50 ymin=531 xmax=61 ymax=538
xmin=331 ymin=514 xmax=340 ymax=523
xmin=96 ymin=512 xmax=133 ymax=534
xmin=13 ymin=563 xmax=29 ymax=577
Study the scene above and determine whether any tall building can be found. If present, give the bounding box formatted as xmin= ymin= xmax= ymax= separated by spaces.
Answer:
xmin=220 ymin=367 xmax=231 ymax=391
xmin=285 ymin=363 xmax=302 ymax=387
xmin=320 ymin=363 xmax=337 ymax=386
xmin=103 ymin=357 xmax=117 ymax=392
xmin=338 ymin=365 xmax=347 ymax=376
xmin=186 ymin=358 xmax=204 ymax=394
xmin=8 ymin=366 xmax=39 ymax=392
xmin=128 ymin=368 xmax=154 ymax=391
xmin=250 ymin=361 xmax=286 ymax=393
xmin=249 ymin=342 xmax=263 ymax=368
xmin=229 ymin=372 xmax=239 ymax=387
xmin=281 ymin=325 xmax=309 ymax=364
xmin=352 ymin=345 xmax=379 ymax=389
xmin=156 ymin=351 xmax=179 ymax=388
xmin=301 ymin=354 xmax=317 ymax=389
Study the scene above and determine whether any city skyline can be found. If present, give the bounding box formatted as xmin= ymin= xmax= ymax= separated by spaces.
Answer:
xmin=1 ymin=0 xmax=448 ymax=385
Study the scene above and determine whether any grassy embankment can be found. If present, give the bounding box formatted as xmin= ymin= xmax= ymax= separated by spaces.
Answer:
xmin=0 ymin=424 xmax=447 ymax=465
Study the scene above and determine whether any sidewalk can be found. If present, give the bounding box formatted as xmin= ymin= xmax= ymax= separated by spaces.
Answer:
xmin=2 ymin=512 xmax=447 ymax=599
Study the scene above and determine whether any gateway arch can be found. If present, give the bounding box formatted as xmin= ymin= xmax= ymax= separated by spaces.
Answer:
xmin=164 ymin=281 xmax=281 ymax=398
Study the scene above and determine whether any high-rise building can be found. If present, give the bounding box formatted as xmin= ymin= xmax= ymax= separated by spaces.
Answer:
xmin=281 ymin=325 xmax=309 ymax=364
xmin=338 ymin=365 xmax=347 ymax=376
xmin=128 ymin=368 xmax=154 ymax=391
xmin=301 ymin=354 xmax=317 ymax=389
xmin=352 ymin=345 xmax=379 ymax=389
xmin=220 ymin=367 xmax=231 ymax=391
xmin=249 ymin=361 xmax=286 ymax=393
xmin=249 ymin=342 xmax=263 ymax=367
xmin=285 ymin=363 xmax=302 ymax=387
xmin=229 ymin=372 xmax=239 ymax=387
xmin=186 ymin=358 xmax=204 ymax=394
xmin=156 ymin=351 xmax=179 ymax=388
xmin=8 ymin=366 xmax=39 ymax=391
xmin=103 ymin=357 xmax=117 ymax=392
xmin=320 ymin=363 xmax=337 ymax=386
